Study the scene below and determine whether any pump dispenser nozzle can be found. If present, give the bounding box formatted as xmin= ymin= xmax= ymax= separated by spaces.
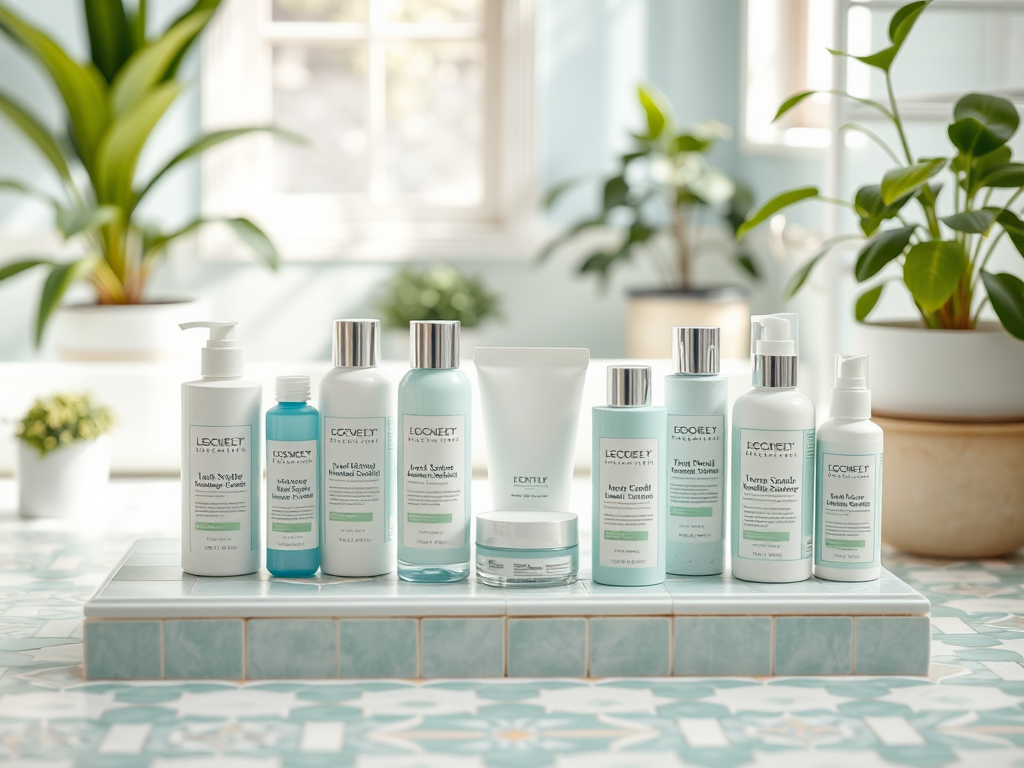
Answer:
xmin=750 ymin=313 xmax=799 ymax=388
xmin=829 ymin=354 xmax=871 ymax=419
xmin=180 ymin=321 xmax=244 ymax=378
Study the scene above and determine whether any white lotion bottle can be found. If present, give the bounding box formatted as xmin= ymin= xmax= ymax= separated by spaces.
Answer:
xmin=731 ymin=314 xmax=815 ymax=583
xmin=179 ymin=321 xmax=262 ymax=577
xmin=319 ymin=319 xmax=395 ymax=577
xmin=815 ymin=355 xmax=883 ymax=582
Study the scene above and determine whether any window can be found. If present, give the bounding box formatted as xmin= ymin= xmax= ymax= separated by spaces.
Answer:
xmin=201 ymin=0 xmax=537 ymax=260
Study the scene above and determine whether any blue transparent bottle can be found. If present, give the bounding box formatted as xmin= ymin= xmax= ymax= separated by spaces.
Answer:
xmin=397 ymin=321 xmax=472 ymax=582
xmin=592 ymin=366 xmax=666 ymax=587
xmin=266 ymin=376 xmax=320 ymax=577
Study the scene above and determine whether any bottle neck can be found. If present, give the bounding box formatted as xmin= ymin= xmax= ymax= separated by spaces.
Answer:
xmin=275 ymin=400 xmax=309 ymax=407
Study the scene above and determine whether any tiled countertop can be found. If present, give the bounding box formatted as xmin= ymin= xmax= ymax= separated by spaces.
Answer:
xmin=1 ymin=477 xmax=1023 ymax=766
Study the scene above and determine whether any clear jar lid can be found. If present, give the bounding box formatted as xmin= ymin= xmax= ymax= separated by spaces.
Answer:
xmin=475 ymin=511 xmax=578 ymax=550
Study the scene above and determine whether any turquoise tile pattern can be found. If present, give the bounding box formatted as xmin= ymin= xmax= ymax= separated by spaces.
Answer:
xmin=339 ymin=619 xmax=418 ymax=678
xmin=775 ymin=616 xmax=854 ymax=675
xmin=508 ymin=618 xmax=588 ymax=677
xmin=856 ymin=615 xmax=931 ymax=675
xmin=590 ymin=617 xmax=671 ymax=676
xmin=163 ymin=619 xmax=244 ymax=679
xmin=247 ymin=619 xmax=338 ymax=678
xmin=84 ymin=621 xmax=161 ymax=680
xmin=674 ymin=616 xmax=772 ymax=676
xmin=421 ymin=618 xmax=505 ymax=677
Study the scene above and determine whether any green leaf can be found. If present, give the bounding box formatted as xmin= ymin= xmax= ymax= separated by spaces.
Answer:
xmin=35 ymin=255 xmax=97 ymax=346
xmin=578 ymin=251 xmax=617 ymax=277
xmin=55 ymin=205 xmax=120 ymax=239
xmin=880 ymin=158 xmax=945 ymax=205
xmin=854 ymin=184 xmax=914 ymax=235
xmin=0 ymin=257 xmax=52 ymax=282
xmin=110 ymin=9 xmax=213 ymax=116
xmin=621 ymin=149 xmax=650 ymax=165
xmin=940 ymin=208 xmax=998 ymax=235
xmin=773 ymin=91 xmax=816 ymax=123
xmin=975 ymin=162 xmax=1024 ymax=189
xmin=535 ymin=217 xmax=605 ymax=262
xmin=85 ymin=0 xmax=134 ymax=83
xmin=673 ymin=134 xmax=711 ymax=153
xmin=626 ymin=219 xmax=655 ymax=245
xmin=888 ymin=1 xmax=931 ymax=45
xmin=735 ymin=253 xmax=759 ymax=279
xmin=855 ymin=226 xmax=916 ymax=281
xmin=736 ymin=187 xmax=818 ymax=240
xmin=856 ymin=284 xmax=885 ymax=322
xmin=829 ymin=45 xmax=897 ymax=73
xmin=774 ymin=89 xmax=894 ymax=124
xmin=981 ymin=270 xmax=1024 ymax=340
xmin=0 ymin=90 xmax=72 ymax=183
xmin=148 ymin=216 xmax=279 ymax=270
xmin=0 ymin=179 xmax=60 ymax=208
xmin=637 ymin=84 xmax=669 ymax=140
xmin=0 ymin=7 xmax=109 ymax=172
xmin=997 ymin=210 xmax=1024 ymax=258
xmin=948 ymin=93 xmax=1019 ymax=157
xmin=782 ymin=234 xmax=860 ymax=300
xmin=543 ymin=177 xmax=580 ymax=209
xmin=903 ymin=240 xmax=968 ymax=312
xmin=94 ymin=81 xmax=180 ymax=206
xmin=603 ymin=175 xmax=629 ymax=210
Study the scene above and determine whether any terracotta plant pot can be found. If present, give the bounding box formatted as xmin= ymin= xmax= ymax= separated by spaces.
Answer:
xmin=627 ymin=287 xmax=749 ymax=360
xmin=878 ymin=416 xmax=1024 ymax=558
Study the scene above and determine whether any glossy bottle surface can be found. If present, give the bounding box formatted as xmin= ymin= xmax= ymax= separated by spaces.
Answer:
xmin=266 ymin=401 xmax=319 ymax=577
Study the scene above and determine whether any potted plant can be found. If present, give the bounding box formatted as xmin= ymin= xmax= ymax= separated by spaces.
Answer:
xmin=375 ymin=264 xmax=501 ymax=360
xmin=16 ymin=393 xmax=114 ymax=518
xmin=737 ymin=0 xmax=1024 ymax=557
xmin=0 ymin=1 xmax=297 ymax=359
xmin=540 ymin=83 xmax=757 ymax=359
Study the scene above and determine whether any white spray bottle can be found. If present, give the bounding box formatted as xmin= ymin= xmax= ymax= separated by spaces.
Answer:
xmin=180 ymin=321 xmax=262 ymax=576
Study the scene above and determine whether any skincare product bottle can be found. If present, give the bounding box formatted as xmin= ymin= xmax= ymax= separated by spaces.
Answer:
xmin=731 ymin=314 xmax=815 ymax=583
xmin=815 ymin=355 xmax=883 ymax=582
xmin=592 ymin=365 xmax=666 ymax=587
xmin=266 ymin=375 xmax=319 ymax=578
xmin=319 ymin=320 xmax=395 ymax=577
xmin=397 ymin=320 xmax=472 ymax=582
xmin=475 ymin=511 xmax=579 ymax=588
xmin=179 ymin=321 xmax=261 ymax=577
xmin=665 ymin=327 xmax=727 ymax=576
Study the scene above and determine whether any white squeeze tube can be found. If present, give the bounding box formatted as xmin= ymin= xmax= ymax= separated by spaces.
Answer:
xmin=474 ymin=348 xmax=590 ymax=512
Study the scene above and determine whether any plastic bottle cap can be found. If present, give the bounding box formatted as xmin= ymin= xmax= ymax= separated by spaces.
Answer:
xmin=607 ymin=365 xmax=651 ymax=407
xmin=756 ymin=316 xmax=795 ymax=356
xmin=179 ymin=321 xmax=244 ymax=378
xmin=829 ymin=354 xmax=871 ymax=419
xmin=276 ymin=375 xmax=310 ymax=402
xmin=750 ymin=313 xmax=799 ymax=388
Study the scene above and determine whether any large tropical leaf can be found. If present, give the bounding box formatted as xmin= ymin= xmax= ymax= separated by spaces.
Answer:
xmin=974 ymin=162 xmax=1024 ymax=190
xmin=55 ymin=205 xmax=120 ymax=239
xmin=855 ymin=226 xmax=915 ymax=281
xmin=93 ymin=81 xmax=180 ymax=206
xmin=0 ymin=179 xmax=60 ymax=208
xmin=782 ymin=234 xmax=861 ymax=300
xmin=637 ymin=84 xmax=670 ymax=140
xmin=737 ymin=187 xmax=818 ymax=239
xmin=948 ymin=93 xmax=1019 ymax=158
xmin=826 ymin=0 xmax=930 ymax=72
xmin=0 ymin=91 xmax=72 ymax=183
xmin=981 ymin=270 xmax=1024 ymax=340
xmin=0 ymin=7 xmax=109 ymax=172
xmin=0 ymin=257 xmax=53 ymax=283
xmin=146 ymin=216 xmax=280 ymax=270
xmin=940 ymin=208 xmax=998 ymax=235
xmin=997 ymin=210 xmax=1024 ymax=258
xmin=880 ymin=158 xmax=945 ymax=205
xmin=903 ymin=240 xmax=968 ymax=311
xmin=602 ymin=176 xmax=628 ymax=211
xmin=856 ymin=284 xmax=885 ymax=322
xmin=35 ymin=255 xmax=98 ymax=345
xmin=854 ymin=184 xmax=913 ymax=235
xmin=85 ymin=0 xmax=134 ymax=83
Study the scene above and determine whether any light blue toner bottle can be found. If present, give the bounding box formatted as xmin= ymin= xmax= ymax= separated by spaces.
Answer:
xmin=592 ymin=365 xmax=667 ymax=587
xmin=397 ymin=321 xmax=472 ymax=582
xmin=665 ymin=327 xmax=727 ymax=576
xmin=266 ymin=375 xmax=319 ymax=577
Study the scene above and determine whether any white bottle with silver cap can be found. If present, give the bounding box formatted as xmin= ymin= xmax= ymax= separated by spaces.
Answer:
xmin=397 ymin=320 xmax=472 ymax=582
xmin=319 ymin=319 xmax=395 ymax=577
xmin=179 ymin=321 xmax=262 ymax=577
xmin=731 ymin=313 xmax=815 ymax=583
xmin=592 ymin=365 xmax=667 ymax=587
xmin=665 ymin=327 xmax=728 ymax=576
xmin=814 ymin=355 xmax=883 ymax=582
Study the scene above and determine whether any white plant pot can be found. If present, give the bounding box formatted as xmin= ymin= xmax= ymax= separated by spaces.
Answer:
xmin=627 ymin=288 xmax=749 ymax=360
xmin=17 ymin=436 xmax=111 ymax=518
xmin=851 ymin=321 xmax=1024 ymax=421
xmin=51 ymin=298 xmax=208 ymax=362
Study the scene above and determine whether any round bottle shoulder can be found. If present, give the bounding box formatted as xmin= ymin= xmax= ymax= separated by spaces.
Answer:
xmin=733 ymin=387 xmax=815 ymax=428
xmin=399 ymin=367 xmax=470 ymax=390
xmin=817 ymin=418 xmax=883 ymax=444
xmin=320 ymin=366 xmax=393 ymax=388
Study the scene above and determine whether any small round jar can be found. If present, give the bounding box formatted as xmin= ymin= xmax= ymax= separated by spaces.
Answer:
xmin=475 ymin=511 xmax=579 ymax=588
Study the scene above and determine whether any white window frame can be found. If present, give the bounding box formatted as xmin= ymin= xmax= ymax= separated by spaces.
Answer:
xmin=200 ymin=0 xmax=539 ymax=261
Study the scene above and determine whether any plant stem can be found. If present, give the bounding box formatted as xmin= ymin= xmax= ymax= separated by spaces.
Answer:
xmin=671 ymin=195 xmax=691 ymax=292
xmin=886 ymin=71 xmax=914 ymax=165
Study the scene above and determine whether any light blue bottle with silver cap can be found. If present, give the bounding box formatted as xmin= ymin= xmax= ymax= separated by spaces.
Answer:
xmin=397 ymin=320 xmax=472 ymax=582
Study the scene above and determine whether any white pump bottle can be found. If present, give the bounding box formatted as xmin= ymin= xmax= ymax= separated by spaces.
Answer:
xmin=731 ymin=313 xmax=816 ymax=583
xmin=814 ymin=355 xmax=883 ymax=582
xmin=179 ymin=321 xmax=262 ymax=576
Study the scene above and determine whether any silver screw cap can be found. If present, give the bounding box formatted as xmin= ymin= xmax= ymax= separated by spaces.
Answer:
xmin=607 ymin=365 xmax=651 ymax=407
xmin=410 ymin=320 xmax=460 ymax=369
xmin=333 ymin=319 xmax=380 ymax=368
xmin=673 ymin=326 xmax=720 ymax=374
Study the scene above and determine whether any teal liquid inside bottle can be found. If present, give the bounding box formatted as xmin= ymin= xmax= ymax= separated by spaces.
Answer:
xmin=266 ymin=376 xmax=320 ymax=577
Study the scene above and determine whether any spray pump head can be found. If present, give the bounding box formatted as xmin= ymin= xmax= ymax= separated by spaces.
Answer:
xmin=750 ymin=313 xmax=799 ymax=388
xmin=829 ymin=354 xmax=871 ymax=419
xmin=180 ymin=321 xmax=244 ymax=378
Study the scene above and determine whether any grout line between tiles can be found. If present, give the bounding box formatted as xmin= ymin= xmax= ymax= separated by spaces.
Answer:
xmin=336 ymin=618 xmax=341 ymax=679
xmin=770 ymin=617 xmax=775 ymax=676
xmin=159 ymin=619 xmax=166 ymax=680
xmin=416 ymin=618 xmax=422 ymax=680
xmin=585 ymin=617 xmax=591 ymax=678
xmin=242 ymin=618 xmax=248 ymax=681
xmin=851 ymin=616 xmax=857 ymax=675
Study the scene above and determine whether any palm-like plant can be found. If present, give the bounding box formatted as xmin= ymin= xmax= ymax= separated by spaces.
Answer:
xmin=0 ymin=0 xmax=297 ymax=344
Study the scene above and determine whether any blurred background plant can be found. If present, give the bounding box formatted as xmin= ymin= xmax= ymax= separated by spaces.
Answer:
xmin=16 ymin=392 xmax=114 ymax=456
xmin=376 ymin=264 xmax=501 ymax=329
xmin=0 ymin=0 xmax=300 ymax=345
xmin=540 ymin=83 xmax=757 ymax=291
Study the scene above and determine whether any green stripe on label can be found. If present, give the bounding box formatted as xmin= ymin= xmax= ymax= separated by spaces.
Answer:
xmin=743 ymin=531 xmax=790 ymax=542
xmin=670 ymin=506 xmax=713 ymax=517
xmin=196 ymin=522 xmax=241 ymax=531
xmin=329 ymin=512 xmax=373 ymax=522
xmin=408 ymin=513 xmax=452 ymax=523
xmin=604 ymin=530 xmax=649 ymax=541
xmin=826 ymin=538 xmax=865 ymax=549
xmin=272 ymin=522 xmax=312 ymax=532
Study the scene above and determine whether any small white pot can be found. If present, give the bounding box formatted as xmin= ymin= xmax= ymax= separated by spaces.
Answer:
xmin=51 ymin=298 xmax=208 ymax=362
xmin=851 ymin=321 xmax=1024 ymax=421
xmin=17 ymin=436 xmax=111 ymax=518
xmin=627 ymin=288 xmax=750 ymax=360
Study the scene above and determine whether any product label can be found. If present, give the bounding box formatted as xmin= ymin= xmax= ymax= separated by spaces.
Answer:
xmin=667 ymin=414 xmax=724 ymax=544
xmin=736 ymin=428 xmax=814 ymax=561
xmin=188 ymin=425 xmax=253 ymax=553
xmin=266 ymin=439 xmax=317 ymax=550
xmin=599 ymin=437 xmax=660 ymax=568
xmin=402 ymin=414 xmax=467 ymax=549
xmin=818 ymin=448 xmax=882 ymax=565
xmin=323 ymin=417 xmax=392 ymax=549
xmin=475 ymin=553 xmax=574 ymax=577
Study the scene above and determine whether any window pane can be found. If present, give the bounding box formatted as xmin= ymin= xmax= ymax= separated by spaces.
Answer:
xmin=272 ymin=0 xmax=367 ymax=22
xmin=273 ymin=45 xmax=369 ymax=194
xmin=384 ymin=41 xmax=484 ymax=204
xmin=383 ymin=0 xmax=482 ymax=24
